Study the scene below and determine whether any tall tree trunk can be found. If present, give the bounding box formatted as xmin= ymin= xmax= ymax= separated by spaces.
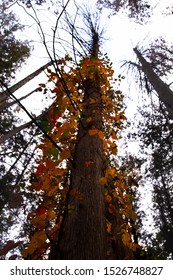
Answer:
xmin=49 ymin=31 xmax=106 ymax=260
xmin=134 ymin=47 xmax=173 ymax=118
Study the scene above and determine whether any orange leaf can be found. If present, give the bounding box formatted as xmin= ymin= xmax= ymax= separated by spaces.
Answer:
xmin=55 ymin=168 xmax=66 ymax=176
xmin=89 ymin=98 xmax=96 ymax=104
xmin=32 ymin=215 xmax=47 ymax=229
xmin=98 ymin=130 xmax=104 ymax=139
xmin=85 ymin=160 xmax=92 ymax=168
xmin=86 ymin=117 xmax=92 ymax=123
xmin=105 ymin=194 xmax=112 ymax=203
xmin=28 ymin=231 xmax=47 ymax=254
xmin=106 ymin=221 xmax=112 ymax=234
xmin=106 ymin=167 xmax=116 ymax=178
xmin=88 ymin=127 xmax=99 ymax=136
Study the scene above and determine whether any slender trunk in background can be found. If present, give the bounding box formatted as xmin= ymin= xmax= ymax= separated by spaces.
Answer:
xmin=134 ymin=48 xmax=173 ymax=118
xmin=0 ymin=61 xmax=52 ymax=108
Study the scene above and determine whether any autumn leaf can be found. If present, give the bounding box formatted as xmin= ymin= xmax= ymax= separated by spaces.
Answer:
xmin=106 ymin=220 xmax=112 ymax=234
xmin=36 ymin=208 xmax=47 ymax=216
xmin=100 ymin=177 xmax=107 ymax=185
xmin=32 ymin=215 xmax=47 ymax=229
xmin=112 ymin=146 xmax=117 ymax=155
xmin=105 ymin=194 xmax=112 ymax=203
xmin=54 ymin=168 xmax=67 ymax=176
xmin=36 ymin=163 xmax=47 ymax=176
xmin=86 ymin=117 xmax=92 ymax=123
xmin=45 ymin=159 xmax=55 ymax=171
xmin=85 ymin=160 xmax=93 ymax=168
xmin=98 ymin=130 xmax=104 ymax=139
xmin=46 ymin=185 xmax=59 ymax=197
xmin=47 ymin=209 xmax=56 ymax=220
xmin=25 ymin=231 xmax=47 ymax=256
xmin=60 ymin=148 xmax=71 ymax=159
xmin=88 ymin=127 xmax=99 ymax=136
xmin=122 ymin=231 xmax=131 ymax=246
xmin=108 ymin=204 xmax=115 ymax=213
xmin=106 ymin=167 xmax=116 ymax=178
xmin=89 ymin=98 xmax=96 ymax=104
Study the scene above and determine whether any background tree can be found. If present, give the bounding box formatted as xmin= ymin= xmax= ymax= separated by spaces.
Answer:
xmin=126 ymin=101 xmax=173 ymax=259
xmin=0 ymin=0 xmax=30 ymax=85
xmin=122 ymin=32 xmax=173 ymax=259
xmin=97 ymin=0 xmax=151 ymax=21
xmin=0 ymin=0 xmax=39 ymax=257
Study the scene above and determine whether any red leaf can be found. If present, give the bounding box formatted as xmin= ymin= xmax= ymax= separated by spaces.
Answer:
xmin=36 ymin=208 xmax=47 ymax=216
xmin=36 ymin=164 xmax=47 ymax=176
xmin=45 ymin=159 xmax=55 ymax=171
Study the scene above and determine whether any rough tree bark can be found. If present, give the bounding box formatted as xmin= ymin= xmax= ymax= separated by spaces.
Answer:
xmin=134 ymin=47 xmax=173 ymax=119
xmin=49 ymin=29 xmax=106 ymax=260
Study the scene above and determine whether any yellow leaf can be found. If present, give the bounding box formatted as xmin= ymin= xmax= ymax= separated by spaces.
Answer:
xmin=32 ymin=215 xmax=47 ymax=229
xmin=47 ymin=209 xmax=56 ymax=220
xmin=25 ymin=231 xmax=47 ymax=255
xmin=106 ymin=220 xmax=112 ymax=234
xmin=122 ymin=231 xmax=131 ymax=246
xmin=100 ymin=177 xmax=107 ymax=185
